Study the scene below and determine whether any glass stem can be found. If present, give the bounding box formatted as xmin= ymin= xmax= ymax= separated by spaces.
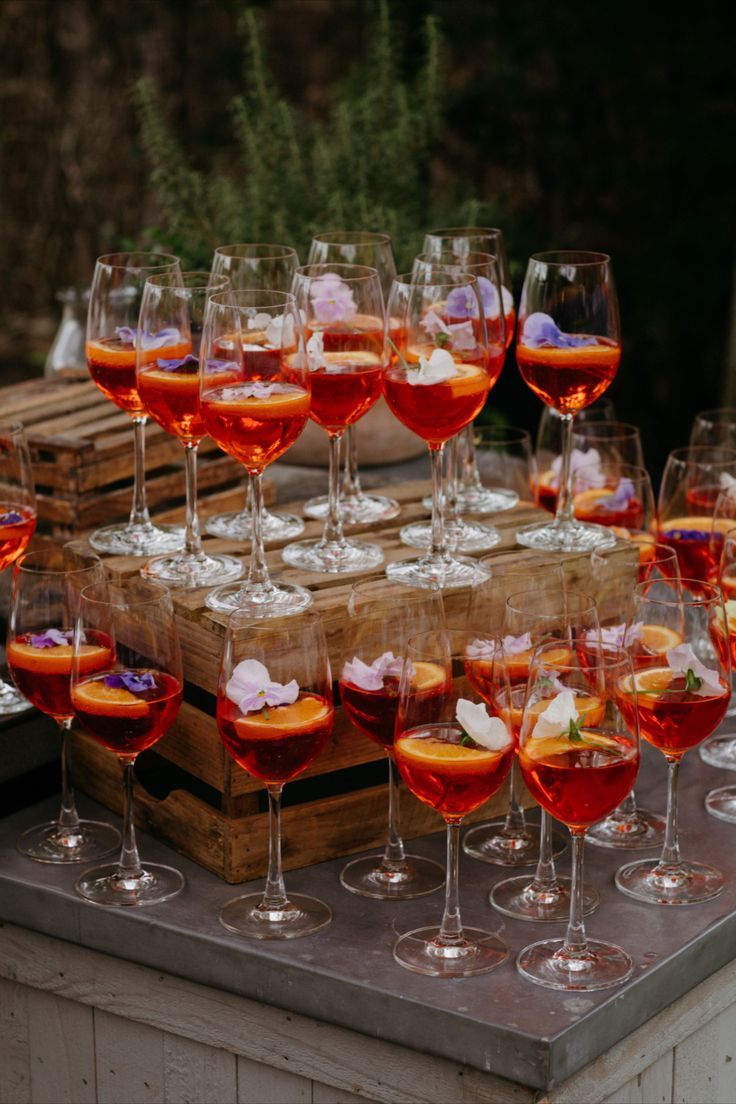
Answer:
xmin=247 ymin=470 xmax=271 ymax=588
xmin=445 ymin=436 xmax=460 ymax=525
xmin=382 ymin=754 xmax=407 ymax=866
xmin=342 ymin=424 xmax=361 ymax=498
xmin=118 ymin=760 xmax=143 ymax=880
xmin=262 ymin=784 xmax=288 ymax=909
xmin=245 ymin=478 xmax=254 ymax=515
xmin=503 ymin=760 xmax=527 ymax=835
xmin=462 ymin=423 xmax=481 ymax=489
xmin=183 ymin=443 xmax=202 ymax=557
xmin=323 ymin=433 xmax=345 ymax=545
xmin=529 ymin=809 xmax=558 ymax=891
xmin=555 ymin=413 xmax=575 ymax=526
xmin=130 ymin=417 xmax=151 ymax=527
xmin=562 ymin=831 xmax=588 ymax=954
xmin=57 ymin=717 xmax=81 ymax=832
xmin=438 ymin=821 xmax=464 ymax=944
xmin=428 ymin=444 xmax=447 ymax=559
xmin=659 ymin=757 xmax=682 ymax=868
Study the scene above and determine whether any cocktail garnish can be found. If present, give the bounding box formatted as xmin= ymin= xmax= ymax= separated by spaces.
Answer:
xmin=406 ymin=347 xmax=459 ymax=386
xmin=465 ymin=637 xmax=498 ymax=659
xmin=115 ymin=326 xmax=181 ymax=350
xmin=309 ymin=273 xmax=357 ymax=324
xmin=0 ymin=510 xmax=24 ymax=525
xmin=264 ymin=313 xmax=296 ymax=348
xmin=421 ymin=310 xmax=476 ymax=352
xmin=226 ymin=658 xmax=299 ymax=714
xmin=549 ymin=448 xmax=605 ymax=491
xmin=157 ymin=354 xmax=198 ymax=372
xmin=537 ymin=671 xmax=566 ymax=693
xmin=30 ymin=628 xmax=73 ymax=648
xmin=500 ymin=632 xmax=533 ymax=656
xmin=666 ymin=644 xmax=721 ymax=697
xmin=456 ymin=698 xmax=512 ymax=750
xmin=598 ymin=477 xmax=635 ymax=512
xmin=205 ymin=357 xmax=235 ymax=374
xmin=522 ymin=312 xmax=598 ymax=349
xmin=306 ymin=331 xmax=326 ymax=371
xmin=341 ymin=651 xmax=406 ymax=692
xmin=532 ymin=690 xmax=579 ymax=740
xmin=594 ymin=621 xmax=643 ymax=647
xmin=239 ymin=381 xmax=278 ymax=399
xmin=104 ymin=671 xmax=156 ymax=694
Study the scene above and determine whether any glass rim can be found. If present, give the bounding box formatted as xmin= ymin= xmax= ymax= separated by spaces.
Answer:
xmin=573 ymin=420 xmax=641 ymax=438
xmin=15 ymin=549 xmax=102 ymax=576
xmin=413 ymin=249 xmax=498 ymax=269
xmin=207 ymin=288 xmax=296 ymax=308
xmin=471 ymin=423 xmax=531 ymax=444
xmin=293 ymin=262 xmax=381 ymax=283
xmin=213 ymin=243 xmax=298 ymax=260
xmin=533 ymin=638 xmax=632 ymax=669
xmin=79 ymin=578 xmax=171 ymax=611
xmin=391 ymin=271 xmax=477 ymax=290
xmin=635 ymin=578 xmax=723 ymax=606
xmin=145 ymin=271 xmax=230 ymax=290
xmin=591 ymin=535 xmax=677 ymax=561
xmin=528 ymin=250 xmax=611 ymax=266
xmin=349 ymin=577 xmax=441 ymax=598
xmin=693 ymin=407 xmax=736 ymax=423
xmin=666 ymin=445 xmax=736 ymax=465
xmin=505 ymin=588 xmax=598 ymax=612
xmin=95 ymin=252 xmax=180 ymax=270
xmin=228 ymin=607 xmax=322 ymax=631
xmin=424 ymin=226 xmax=503 ymax=238
xmin=405 ymin=626 xmax=500 ymax=656
xmin=311 ymin=230 xmax=392 ymax=246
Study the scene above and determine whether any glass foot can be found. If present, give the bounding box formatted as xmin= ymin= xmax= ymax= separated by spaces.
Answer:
xmin=517 ymin=938 xmax=634 ymax=991
xmin=75 ymin=861 xmax=184 ymax=907
xmin=205 ymin=508 xmax=305 ymax=542
xmin=89 ymin=521 xmax=185 ymax=557
xmin=400 ymin=520 xmax=501 ymax=553
xmin=386 ymin=554 xmax=490 ymax=591
xmin=303 ymin=493 xmax=400 ymax=524
xmin=456 ymin=486 xmax=520 ymax=515
xmin=700 ymin=733 xmax=736 ymax=771
xmin=220 ymin=892 xmax=332 ymax=939
xmin=394 ymin=926 xmax=507 ymax=978
xmin=340 ymin=854 xmax=444 ymax=900
xmin=515 ymin=518 xmax=615 ymax=554
xmin=490 ymin=874 xmax=599 ymax=922
xmin=463 ymin=819 xmax=567 ymax=867
xmin=588 ymin=808 xmax=665 ymax=850
xmin=205 ymin=580 xmax=312 ymax=615
xmin=141 ymin=551 xmax=242 ymax=589
xmin=18 ymin=819 xmax=120 ymax=865
xmin=705 ymin=784 xmax=736 ymax=823
xmin=615 ymin=858 xmax=724 ymax=905
xmin=282 ymin=537 xmax=384 ymax=574
xmin=0 ymin=677 xmax=32 ymax=716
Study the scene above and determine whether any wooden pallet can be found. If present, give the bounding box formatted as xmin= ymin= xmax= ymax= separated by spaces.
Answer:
xmin=70 ymin=482 xmax=634 ymax=882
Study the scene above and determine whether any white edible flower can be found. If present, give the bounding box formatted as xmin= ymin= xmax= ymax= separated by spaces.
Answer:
xmin=341 ymin=651 xmax=406 ymax=692
xmin=720 ymin=472 xmax=736 ymax=499
xmin=306 ymin=331 xmax=326 ymax=371
xmin=549 ymin=448 xmax=605 ymax=491
xmin=406 ymin=347 xmax=459 ymax=386
xmin=265 ymin=313 xmax=296 ymax=348
xmin=225 ymin=659 xmax=300 ymax=713
xmin=531 ymin=690 xmax=579 ymax=740
xmin=456 ymin=699 xmax=512 ymax=751
xmin=247 ymin=312 xmax=272 ymax=331
xmin=666 ymin=644 xmax=722 ymax=696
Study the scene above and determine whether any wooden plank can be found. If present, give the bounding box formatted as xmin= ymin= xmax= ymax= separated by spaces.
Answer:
xmin=0 ymin=976 xmax=31 ymax=1104
xmin=27 ymin=987 xmax=97 ymax=1103
xmin=95 ymin=1007 xmax=166 ymax=1104
xmin=163 ymin=1032 xmax=238 ymax=1103
xmin=312 ymin=1081 xmax=367 ymax=1102
xmin=605 ymin=1052 xmax=673 ymax=1103
xmin=236 ymin=1055 xmax=311 ymax=1103
xmin=672 ymin=1003 xmax=736 ymax=1103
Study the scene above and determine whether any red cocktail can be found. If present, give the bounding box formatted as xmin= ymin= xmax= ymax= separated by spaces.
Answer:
xmin=72 ymin=669 xmax=182 ymax=757
xmin=340 ymin=660 xmax=447 ymax=750
xmin=217 ymin=693 xmax=333 ymax=783
xmin=516 ymin=340 xmax=621 ymax=416
xmin=0 ymin=505 xmax=36 ymax=571
xmin=8 ymin=630 xmax=113 ymax=720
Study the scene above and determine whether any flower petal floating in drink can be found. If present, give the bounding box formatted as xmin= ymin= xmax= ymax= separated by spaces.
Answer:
xmin=341 ymin=651 xmax=405 ymax=692
xmin=103 ymin=671 xmax=157 ymax=694
xmin=226 ymin=658 xmax=299 ymax=713
xmin=523 ymin=313 xmax=598 ymax=350
xmin=29 ymin=628 xmax=74 ymax=649
xmin=406 ymin=347 xmax=459 ymax=387
xmin=666 ymin=643 xmax=721 ymax=696
xmin=309 ymin=272 xmax=357 ymax=324
xmin=456 ymin=699 xmax=512 ymax=750
xmin=531 ymin=690 xmax=579 ymax=740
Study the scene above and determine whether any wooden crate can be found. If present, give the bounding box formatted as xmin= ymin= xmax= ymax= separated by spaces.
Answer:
xmin=71 ymin=481 xmax=635 ymax=882
xmin=3 ymin=378 xmax=262 ymax=536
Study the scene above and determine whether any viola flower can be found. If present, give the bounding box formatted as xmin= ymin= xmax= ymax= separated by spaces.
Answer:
xmin=549 ymin=448 xmax=605 ymax=491
xmin=226 ymin=659 xmax=299 ymax=714
xmin=406 ymin=347 xmax=458 ymax=387
xmin=501 ymin=632 xmax=533 ymax=656
xmin=421 ymin=310 xmax=476 ymax=353
xmin=341 ymin=651 xmax=406 ymax=692
xmin=204 ymin=357 xmax=235 ymax=375
xmin=30 ymin=628 xmax=73 ymax=649
xmin=104 ymin=671 xmax=156 ymax=694
xmin=522 ymin=312 xmax=597 ymax=349
xmin=536 ymin=668 xmax=567 ymax=694
xmin=532 ymin=689 xmax=579 ymax=740
xmin=444 ymin=286 xmax=480 ymax=320
xmin=592 ymin=621 xmax=643 ymax=648
xmin=598 ymin=478 xmax=636 ymax=512
xmin=156 ymin=354 xmax=199 ymax=373
xmin=0 ymin=510 xmax=24 ymax=525
xmin=456 ymin=699 xmax=512 ymax=750
xmin=667 ymin=644 xmax=722 ymax=697
xmin=115 ymin=326 xmax=181 ymax=350
xmin=309 ymin=273 xmax=357 ymax=325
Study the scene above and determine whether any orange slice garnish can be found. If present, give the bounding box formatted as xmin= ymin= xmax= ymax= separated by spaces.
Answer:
xmin=7 ymin=641 xmax=111 ymax=675
xmin=411 ymin=661 xmax=447 ymax=692
xmin=72 ymin=679 xmax=149 ymax=717
xmin=395 ymin=736 xmax=502 ymax=766
xmin=639 ymin=624 xmax=683 ymax=654
xmin=234 ymin=694 xmax=330 ymax=739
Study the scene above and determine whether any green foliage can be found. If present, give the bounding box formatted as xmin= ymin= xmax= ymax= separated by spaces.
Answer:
xmin=133 ymin=1 xmax=470 ymax=269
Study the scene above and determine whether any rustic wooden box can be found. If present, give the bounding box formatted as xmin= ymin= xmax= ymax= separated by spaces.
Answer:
xmin=70 ymin=480 xmax=634 ymax=882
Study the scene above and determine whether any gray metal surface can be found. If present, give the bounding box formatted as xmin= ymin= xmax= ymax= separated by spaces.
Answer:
xmin=1 ymin=736 xmax=735 ymax=1090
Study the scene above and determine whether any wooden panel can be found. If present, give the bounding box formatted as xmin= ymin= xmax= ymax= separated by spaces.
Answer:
xmin=0 ymin=976 xmax=31 ymax=1104
xmin=312 ymin=1081 xmax=368 ymax=1102
xmin=605 ymin=1052 xmax=673 ymax=1103
xmin=163 ymin=1032 xmax=238 ymax=1103
xmin=672 ymin=1003 xmax=736 ymax=1104
xmin=95 ymin=1007 xmax=166 ymax=1104
xmin=27 ymin=988 xmax=97 ymax=1103
xmin=236 ymin=1055 xmax=311 ymax=1103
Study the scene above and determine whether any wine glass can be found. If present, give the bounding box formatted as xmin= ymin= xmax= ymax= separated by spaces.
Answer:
xmin=8 ymin=546 xmax=120 ymax=862
xmin=71 ymin=579 xmax=184 ymax=906
xmin=572 ymin=461 xmax=655 ymax=535
xmin=282 ymin=264 xmax=386 ymax=574
xmin=468 ymin=425 xmax=534 ymax=514
xmin=462 ymin=555 xmax=567 ymax=867
xmin=516 ymin=251 xmax=621 ymax=552
xmin=217 ymin=609 xmax=334 ymax=938
xmin=572 ymin=421 xmax=644 ymax=467
xmin=658 ymin=446 xmax=736 ymax=593
xmin=690 ymin=408 xmax=736 ymax=449
xmin=0 ymin=421 xmax=38 ymax=717
xmin=517 ymin=643 xmax=639 ymax=990
xmin=393 ymin=628 xmax=513 ymax=976
xmin=533 ymin=398 xmax=616 ymax=511
xmin=338 ymin=578 xmax=445 ymax=899
xmin=383 ymin=274 xmax=501 ymax=588
xmin=137 ymin=271 xmax=242 ymax=588
xmin=200 ymin=290 xmax=312 ymax=615
xmin=206 ymin=243 xmax=304 ymax=543
xmin=490 ymin=589 xmax=601 ymax=922
xmin=615 ymin=580 xmax=730 ymax=904
xmin=700 ymin=522 xmax=736 ymax=779
xmin=85 ymin=252 xmax=185 ymax=556
xmin=304 ymin=231 xmax=400 ymax=525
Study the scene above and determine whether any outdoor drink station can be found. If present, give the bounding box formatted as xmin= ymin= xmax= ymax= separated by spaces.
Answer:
xmin=2 ymin=238 xmax=736 ymax=1104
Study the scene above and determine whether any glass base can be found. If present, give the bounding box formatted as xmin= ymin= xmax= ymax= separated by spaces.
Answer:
xmin=75 ymin=861 xmax=185 ymax=907
xmin=462 ymin=819 xmax=567 ymax=867
xmin=615 ymin=858 xmax=724 ymax=906
xmin=699 ymin=733 xmax=736 ymax=771
xmin=219 ymin=892 xmax=332 ymax=940
xmin=490 ymin=874 xmax=599 ymax=922
xmin=340 ymin=854 xmax=444 ymax=900
xmin=421 ymin=488 xmax=519 ymax=515
xmin=89 ymin=521 xmax=185 ymax=557
xmin=0 ymin=677 xmax=32 ymax=716
xmin=141 ymin=551 xmax=243 ymax=589
xmin=393 ymin=926 xmax=508 ymax=978
xmin=281 ymin=537 xmax=384 ymax=574
xmin=205 ymin=580 xmax=312 ymax=615
xmin=400 ymin=520 xmax=501 ymax=553
xmin=705 ymin=784 xmax=736 ymax=823
xmin=515 ymin=518 xmax=616 ymax=554
xmin=303 ymin=493 xmax=400 ymax=524
xmin=386 ymin=554 xmax=490 ymax=591
xmin=205 ymin=509 xmax=304 ymax=542
xmin=517 ymin=938 xmax=634 ymax=992
xmin=18 ymin=819 xmax=120 ymax=865
xmin=587 ymin=807 xmax=665 ymax=850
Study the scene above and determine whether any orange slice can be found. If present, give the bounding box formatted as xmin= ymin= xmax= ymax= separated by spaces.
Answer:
xmin=140 ymin=368 xmax=199 ymax=387
xmin=639 ymin=624 xmax=683 ymax=654
xmin=522 ymin=730 xmax=620 ymax=762
xmin=573 ymin=487 xmax=617 ymax=515
xmin=411 ymin=661 xmax=447 ymax=692
xmin=234 ymin=694 xmax=330 ymax=739
xmin=208 ymin=384 xmax=310 ymax=420
xmin=662 ymin=515 xmax=735 ymax=537
xmin=317 ymin=351 xmax=384 ymax=369
xmin=619 ymin=666 xmax=673 ymax=700
xmin=7 ymin=641 xmax=111 ymax=675
xmin=517 ymin=342 xmax=621 ymax=367
xmin=503 ymin=644 xmax=572 ymax=683
xmin=72 ymin=679 xmax=150 ymax=717
xmin=395 ymin=736 xmax=501 ymax=766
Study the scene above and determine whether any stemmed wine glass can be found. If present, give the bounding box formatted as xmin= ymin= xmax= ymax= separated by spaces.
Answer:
xmin=490 ymin=590 xmax=601 ymax=921
xmin=8 ymin=546 xmax=120 ymax=862
xmin=71 ymin=579 xmax=184 ymax=906
xmin=690 ymin=408 xmax=736 ymax=449
xmin=200 ymin=290 xmax=312 ymax=615
xmin=383 ymin=273 xmax=501 ymax=588
xmin=304 ymin=231 xmax=399 ymax=525
xmin=701 ymin=513 xmax=736 ymax=773
xmin=533 ymin=398 xmax=616 ymax=511
xmin=572 ymin=421 xmax=645 ymax=467
xmin=517 ymin=643 xmax=639 ymax=990
xmin=0 ymin=421 xmax=37 ymax=717
xmin=571 ymin=461 xmax=655 ymax=536
xmin=462 ymin=555 xmax=567 ymax=867
xmin=217 ymin=610 xmax=334 ymax=938
xmin=616 ymin=580 xmax=730 ymax=904
xmin=393 ymin=628 xmax=514 ymax=976
xmin=468 ymin=425 xmax=534 ymax=514
xmin=137 ymin=271 xmax=242 ymax=588
xmin=338 ymin=579 xmax=445 ymax=899
xmin=282 ymin=264 xmax=386 ymax=574
xmin=205 ymin=243 xmax=304 ymax=543
xmin=85 ymin=252 xmax=185 ymax=556
xmin=516 ymin=251 xmax=621 ymax=552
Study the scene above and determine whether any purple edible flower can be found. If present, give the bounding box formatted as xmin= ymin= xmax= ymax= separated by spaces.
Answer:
xmin=444 ymin=286 xmax=479 ymax=320
xmin=30 ymin=628 xmax=73 ymax=649
xmin=522 ymin=312 xmax=598 ymax=349
xmin=0 ymin=510 xmax=24 ymax=525
xmin=225 ymin=659 xmax=299 ymax=713
xmin=204 ymin=357 xmax=235 ymax=374
xmin=115 ymin=326 xmax=137 ymax=346
xmin=501 ymin=632 xmax=533 ymax=656
xmin=598 ymin=477 xmax=636 ymax=512
xmin=309 ymin=273 xmax=357 ymax=325
xmin=114 ymin=326 xmax=181 ymax=350
xmin=104 ymin=671 xmax=156 ymax=694
xmin=241 ymin=381 xmax=277 ymax=399
xmin=156 ymin=354 xmax=199 ymax=372
xmin=341 ymin=651 xmax=406 ymax=692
